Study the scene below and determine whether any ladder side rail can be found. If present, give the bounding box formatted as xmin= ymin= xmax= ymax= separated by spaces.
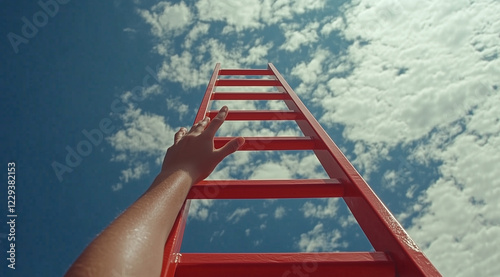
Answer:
xmin=160 ymin=63 xmax=222 ymax=277
xmin=201 ymin=63 xmax=222 ymax=118
xmin=267 ymin=63 xmax=441 ymax=277
xmin=159 ymin=203 xmax=189 ymax=277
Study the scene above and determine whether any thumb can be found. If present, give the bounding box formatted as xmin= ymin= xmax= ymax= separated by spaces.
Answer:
xmin=216 ymin=137 xmax=245 ymax=160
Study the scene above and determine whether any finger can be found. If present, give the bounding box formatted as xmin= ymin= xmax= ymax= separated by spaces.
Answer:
xmin=204 ymin=106 xmax=228 ymax=138
xmin=216 ymin=137 xmax=245 ymax=160
xmin=189 ymin=117 xmax=210 ymax=134
xmin=174 ymin=127 xmax=187 ymax=144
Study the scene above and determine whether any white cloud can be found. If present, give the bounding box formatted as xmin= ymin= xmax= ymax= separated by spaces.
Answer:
xmin=209 ymin=151 xmax=327 ymax=189
xmin=381 ymin=159 xmax=416 ymax=193
xmin=339 ymin=214 xmax=356 ymax=229
xmin=139 ymin=1 xmax=193 ymax=37
xmin=209 ymin=229 xmax=225 ymax=242
xmin=319 ymin=0 xmax=499 ymax=152
xmin=407 ymin=92 xmax=500 ymax=276
xmin=300 ymin=0 xmax=500 ymax=275
xmin=166 ymin=97 xmax=189 ymax=121
xmin=298 ymin=223 xmax=346 ymax=252
xmin=195 ymin=0 xmax=326 ymax=32
xmin=189 ymin=199 xmax=213 ymax=221
xmin=111 ymin=183 xmax=123 ymax=192
xmin=382 ymin=169 xmax=397 ymax=190
xmin=141 ymin=84 xmax=162 ymax=98
xmin=250 ymin=162 xmax=292 ymax=180
xmin=195 ymin=0 xmax=263 ymax=32
xmin=108 ymin=106 xmax=176 ymax=158
xmin=320 ymin=17 xmax=344 ymax=36
xmin=107 ymin=104 xmax=178 ymax=190
xmin=302 ymin=198 xmax=339 ymax=219
xmin=183 ymin=22 xmax=210 ymax=49
xmin=279 ymin=153 xmax=328 ymax=179
xmin=157 ymin=39 xmax=272 ymax=89
xmin=291 ymin=48 xmax=331 ymax=98
xmin=123 ymin=27 xmax=137 ymax=33
xmin=291 ymin=48 xmax=329 ymax=85
xmin=157 ymin=50 xmax=208 ymax=89
xmin=241 ymin=41 xmax=274 ymax=65
xmin=274 ymin=206 xmax=286 ymax=219
xmin=119 ymin=162 xmax=150 ymax=183
xmin=120 ymin=84 xmax=162 ymax=103
xmin=261 ymin=0 xmax=326 ymax=24
xmin=227 ymin=208 xmax=251 ymax=223
xmin=279 ymin=22 xmax=320 ymax=52
xmin=351 ymin=141 xmax=390 ymax=177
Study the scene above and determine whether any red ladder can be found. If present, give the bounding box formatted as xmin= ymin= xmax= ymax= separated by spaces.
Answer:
xmin=160 ymin=63 xmax=441 ymax=277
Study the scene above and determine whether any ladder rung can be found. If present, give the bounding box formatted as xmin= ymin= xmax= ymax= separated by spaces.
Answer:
xmin=219 ymin=69 xmax=273 ymax=75
xmin=175 ymin=252 xmax=395 ymax=277
xmin=188 ymin=179 xmax=343 ymax=199
xmin=216 ymin=79 xmax=281 ymax=86
xmin=207 ymin=110 xmax=303 ymax=120
xmin=214 ymin=137 xmax=319 ymax=151
xmin=212 ymin=92 xmax=288 ymax=100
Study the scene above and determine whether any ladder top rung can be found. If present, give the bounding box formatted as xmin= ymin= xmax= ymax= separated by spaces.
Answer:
xmin=189 ymin=178 xmax=344 ymax=199
xmin=207 ymin=110 xmax=304 ymax=121
xmin=219 ymin=69 xmax=274 ymax=75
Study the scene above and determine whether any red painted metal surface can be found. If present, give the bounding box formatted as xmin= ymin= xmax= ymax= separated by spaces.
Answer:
xmin=214 ymin=136 xmax=319 ymax=151
xmin=267 ymin=64 xmax=441 ymax=276
xmin=212 ymin=92 xmax=288 ymax=100
xmin=159 ymin=203 xmax=188 ymax=277
xmin=175 ymin=252 xmax=395 ymax=277
xmin=219 ymin=69 xmax=273 ymax=75
xmin=160 ymin=63 xmax=441 ymax=277
xmin=207 ymin=110 xmax=303 ymax=121
xmin=188 ymin=179 xmax=343 ymax=199
xmin=216 ymin=79 xmax=281 ymax=87
xmin=159 ymin=64 xmax=220 ymax=277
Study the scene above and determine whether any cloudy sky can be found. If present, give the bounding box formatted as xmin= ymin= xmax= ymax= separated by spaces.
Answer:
xmin=1 ymin=0 xmax=499 ymax=276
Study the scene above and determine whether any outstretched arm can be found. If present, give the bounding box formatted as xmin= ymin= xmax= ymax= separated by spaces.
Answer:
xmin=65 ymin=106 xmax=244 ymax=277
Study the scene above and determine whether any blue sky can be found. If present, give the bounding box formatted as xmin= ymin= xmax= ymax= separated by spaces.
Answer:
xmin=1 ymin=0 xmax=499 ymax=276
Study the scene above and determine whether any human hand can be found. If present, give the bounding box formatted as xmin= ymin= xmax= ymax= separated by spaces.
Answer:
xmin=159 ymin=106 xmax=244 ymax=185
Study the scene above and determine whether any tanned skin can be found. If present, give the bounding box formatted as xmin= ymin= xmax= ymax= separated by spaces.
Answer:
xmin=65 ymin=106 xmax=244 ymax=277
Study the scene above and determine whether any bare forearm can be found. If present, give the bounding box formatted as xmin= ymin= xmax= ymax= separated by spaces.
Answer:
xmin=66 ymin=106 xmax=243 ymax=276
xmin=65 ymin=170 xmax=193 ymax=277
